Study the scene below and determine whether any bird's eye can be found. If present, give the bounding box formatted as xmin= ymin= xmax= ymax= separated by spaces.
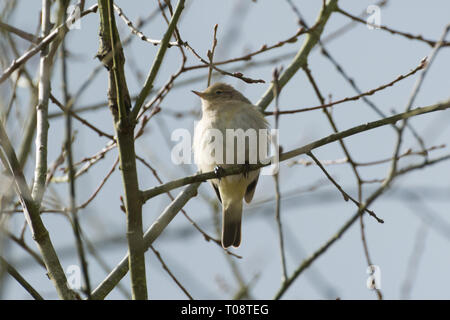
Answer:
xmin=215 ymin=90 xmax=223 ymax=95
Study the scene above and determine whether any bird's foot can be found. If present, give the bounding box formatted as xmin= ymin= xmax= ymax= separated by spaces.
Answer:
xmin=214 ymin=165 xmax=225 ymax=181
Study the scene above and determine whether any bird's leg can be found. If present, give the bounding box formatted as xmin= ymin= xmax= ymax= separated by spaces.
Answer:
xmin=214 ymin=165 xmax=225 ymax=181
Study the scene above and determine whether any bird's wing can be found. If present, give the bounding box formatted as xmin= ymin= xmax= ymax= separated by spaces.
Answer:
xmin=244 ymin=174 xmax=259 ymax=203
xmin=211 ymin=181 xmax=222 ymax=203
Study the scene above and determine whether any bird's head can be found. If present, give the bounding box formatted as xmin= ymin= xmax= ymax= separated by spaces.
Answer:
xmin=192 ymin=82 xmax=251 ymax=105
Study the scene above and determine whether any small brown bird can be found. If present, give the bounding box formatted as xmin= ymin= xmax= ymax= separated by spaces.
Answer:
xmin=192 ymin=83 xmax=268 ymax=248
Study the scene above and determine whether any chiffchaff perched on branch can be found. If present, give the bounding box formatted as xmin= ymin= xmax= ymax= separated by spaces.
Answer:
xmin=192 ymin=83 xmax=269 ymax=248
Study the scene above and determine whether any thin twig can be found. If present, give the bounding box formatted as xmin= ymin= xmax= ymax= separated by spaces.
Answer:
xmin=337 ymin=7 xmax=450 ymax=48
xmin=303 ymin=57 xmax=383 ymax=298
xmin=113 ymin=4 xmax=180 ymax=47
xmin=149 ymin=246 xmax=194 ymax=300
xmin=183 ymin=42 xmax=265 ymax=84
xmin=49 ymin=94 xmax=115 ymax=141
xmin=207 ymin=24 xmax=218 ymax=87
xmin=183 ymin=27 xmax=308 ymax=72
xmin=0 ymin=256 xmax=44 ymax=300
xmin=131 ymin=0 xmax=186 ymax=119
xmin=387 ymin=25 xmax=450 ymax=183
xmin=307 ymin=152 xmax=383 ymax=223
xmin=288 ymin=144 xmax=446 ymax=167
xmin=0 ymin=4 xmax=98 ymax=85
xmin=272 ymin=68 xmax=288 ymax=283
xmin=264 ymin=59 xmax=426 ymax=116
xmin=0 ymin=21 xmax=40 ymax=43
xmin=256 ymin=0 xmax=339 ymax=111
xmin=60 ymin=25 xmax=92 ymax=299
xmin=274 ymin=150 xmax=450 ymax=299
xmin=78 ymin=158 xmax=118 ymax=209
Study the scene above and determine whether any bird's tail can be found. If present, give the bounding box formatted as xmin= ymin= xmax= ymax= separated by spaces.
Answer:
xmin=222 ymin=200 xmax=243 ymax=248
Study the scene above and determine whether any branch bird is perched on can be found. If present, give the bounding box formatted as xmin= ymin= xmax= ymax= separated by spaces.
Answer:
xmin=192 ymin=83 xmax=269 ymax=248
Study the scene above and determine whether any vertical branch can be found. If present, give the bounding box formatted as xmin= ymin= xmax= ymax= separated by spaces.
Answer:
xmin=31 ymin=0 xmax=52 ymax=205
xmin=5 ymin=33 xmax=39 ymax=170
xmin=0 ymin=122 xmax=77 ymax=300
xmin=97 ymin=0 xmax=147 ymax=300
xmin=207 ymin=24 xmax=218 ymax=87
xmin=59 ymin=0 xmax=92 ymax=298
xmin=272 ymin=68 xmax=288 ymax=283
xmin=131 ymin=0 xmax=186 ymax=119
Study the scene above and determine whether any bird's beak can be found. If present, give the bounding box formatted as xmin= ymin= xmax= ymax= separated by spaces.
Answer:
xmin=192 ymin=90 xmax=205 ymax=98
